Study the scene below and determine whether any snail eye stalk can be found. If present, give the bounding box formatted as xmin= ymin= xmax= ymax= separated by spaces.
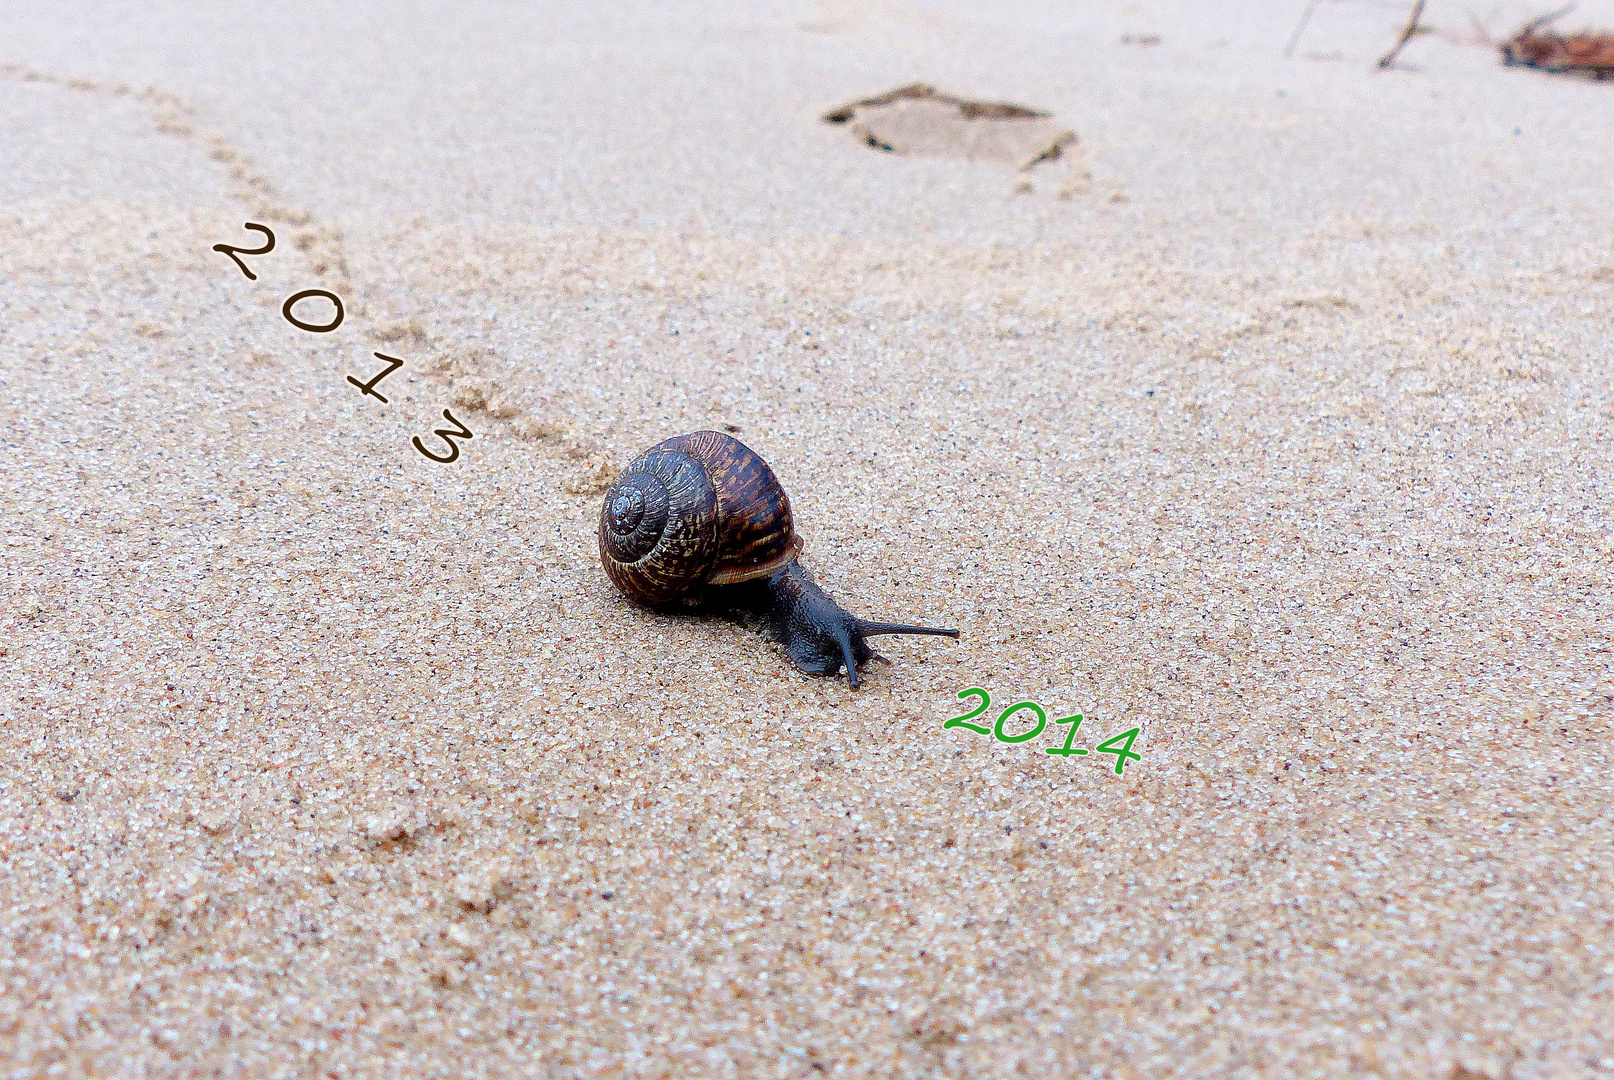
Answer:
xmin=856 ymin=621 xmax=961 ymax=638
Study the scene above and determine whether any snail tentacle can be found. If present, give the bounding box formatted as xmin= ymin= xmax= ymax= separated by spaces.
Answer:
xmin=836 ymin=627 xmax=861 ymax=690
xmin=856 ymin=620 xmax=961 ymax=638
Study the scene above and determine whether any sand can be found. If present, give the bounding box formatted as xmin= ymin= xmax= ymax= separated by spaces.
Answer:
xmin=2 ymin=0 xmax=1612 ymax=1076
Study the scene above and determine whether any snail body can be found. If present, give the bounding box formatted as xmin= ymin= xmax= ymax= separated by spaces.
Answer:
xmin=598 ymin=431 xmax=957 ymax=687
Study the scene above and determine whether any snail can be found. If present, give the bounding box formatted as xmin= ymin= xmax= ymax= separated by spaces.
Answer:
xmin=598 ymin=430 xmax=958 ymax=687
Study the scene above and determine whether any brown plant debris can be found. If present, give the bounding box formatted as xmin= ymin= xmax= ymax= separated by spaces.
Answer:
xmin=822 ymin=84 xmax=1076 ymax=171
xmin=1502 ymin=7 xmax=1614 ymax=78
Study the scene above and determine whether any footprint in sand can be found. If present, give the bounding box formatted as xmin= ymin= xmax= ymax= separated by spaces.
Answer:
xmin=822 ymin=83 xmax=1092 ymax=196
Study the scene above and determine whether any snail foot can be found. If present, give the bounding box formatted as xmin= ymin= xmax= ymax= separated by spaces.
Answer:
xmin=733 ymin=560 xmax=957 ymax=688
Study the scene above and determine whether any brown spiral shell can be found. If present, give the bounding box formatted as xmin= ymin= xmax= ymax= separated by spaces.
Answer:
xmin=598 ymin=431 xmax=804 ymax=606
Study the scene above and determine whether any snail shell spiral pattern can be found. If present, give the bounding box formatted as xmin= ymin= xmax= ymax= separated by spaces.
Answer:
xmin=598 ymin=431 xmax=804 ymax=606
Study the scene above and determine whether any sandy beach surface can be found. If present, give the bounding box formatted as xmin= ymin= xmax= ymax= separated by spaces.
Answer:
xmin=3 ymin=0 xmax=1612 ymax=1075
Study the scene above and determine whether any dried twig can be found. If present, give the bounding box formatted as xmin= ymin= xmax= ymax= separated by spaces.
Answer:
xmin=1378 ymin=0 xmax=1429 ymax=68
xmin=1284 ymin=0 xmax=1326 ymax=58
xmin=1519 ymin=2 xmax=1578 ymax=35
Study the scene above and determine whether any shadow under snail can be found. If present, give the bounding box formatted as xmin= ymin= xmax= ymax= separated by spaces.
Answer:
xmin=597 ymin=431 xmax=958 ymax=687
